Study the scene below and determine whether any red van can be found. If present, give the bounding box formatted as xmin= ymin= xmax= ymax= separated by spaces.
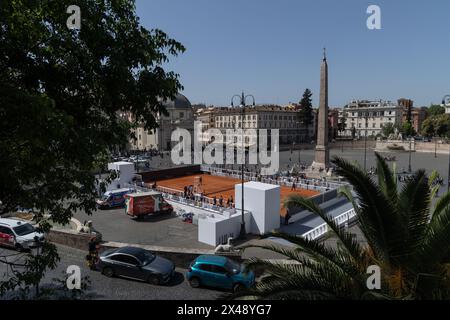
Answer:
xmin=124 ymin=192 xmax=173 ymax=219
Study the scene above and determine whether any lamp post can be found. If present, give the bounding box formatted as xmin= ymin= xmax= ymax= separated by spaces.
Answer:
xmin=435 ymin=138 xmax=437 ymax=158
xmin=364 ymin=114 xmax=368 ymax=172
xmin=231 ymin=92 xmax=255 ymax=239
xmin=408 ymin=136 xmax=412 ymax=173
xmin=442 ymin=95 xmax=450 ymax=191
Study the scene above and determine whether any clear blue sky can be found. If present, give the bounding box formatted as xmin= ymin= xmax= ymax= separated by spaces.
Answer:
xmin=136 ymin=0 xmax=450 ymax=108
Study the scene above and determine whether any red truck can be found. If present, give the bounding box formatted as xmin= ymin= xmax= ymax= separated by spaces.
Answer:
xmin=124 ymin=191 xmax=173 ymax=219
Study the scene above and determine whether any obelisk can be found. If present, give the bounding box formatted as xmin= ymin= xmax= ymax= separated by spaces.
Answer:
xmin=312 ymin=48 xmax=330 ymax=171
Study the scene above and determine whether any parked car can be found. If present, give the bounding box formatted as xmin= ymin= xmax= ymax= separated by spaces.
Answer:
xmin=97 ymin=246 xmax=175 ymax=285
xmin=186 ymin=255 xmax=255 ymax=292
xmin=0 ymin=218 xmax=45 ymax=251
xmin=96 ymin=188 xmax=135 ymax=209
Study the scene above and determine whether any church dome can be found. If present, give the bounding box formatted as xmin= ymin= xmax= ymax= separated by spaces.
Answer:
xmin=162 ymin=93 xmax=192 ymax=109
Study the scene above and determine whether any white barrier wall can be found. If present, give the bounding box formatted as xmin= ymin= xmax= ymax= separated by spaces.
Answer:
xmin=235 ymin=181 xmax=280 ymax=235
xmin=106 ymin=162 xmax=135 ymax=190
xmin=198 ymin=211 xmax=251 ymax=246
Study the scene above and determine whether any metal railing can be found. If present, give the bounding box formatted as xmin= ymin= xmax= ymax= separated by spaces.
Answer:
xmin=301 ymin=208 xmax=357 ymax=241
xmin=125 ymin=182 xmax=237 ymax=216
xmin=200 ymin=165 xmax=347 ymax=192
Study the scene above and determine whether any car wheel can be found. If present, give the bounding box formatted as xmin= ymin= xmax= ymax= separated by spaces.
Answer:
xmin=233 ymin=283 xmax=245 ymax=293
xmin=15 ymin=243 xmax=26 ymax=252
xmin=188 ymin=277 xmax=201 ymax=288
xmin=102 ymin=267 xmax=114 ymax=278
xmin=148 ymin=275 xmax=161 ymax=286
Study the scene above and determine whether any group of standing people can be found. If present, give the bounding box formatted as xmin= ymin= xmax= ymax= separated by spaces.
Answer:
xmin=183 ymin=185 xmax=195 ymax=200
xmin=212 ymin=195 xmax=234 ymax=208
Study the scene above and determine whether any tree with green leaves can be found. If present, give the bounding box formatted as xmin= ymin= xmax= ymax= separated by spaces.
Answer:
xmin=422 ymin=114 xmax=450 ymax=138
xmin=298 ymin=89 xmax=314 ymax=139
xmin=381 ymin=122 xmax=396 ymax=138
xmin=401 ymin=122 xmax=416 ymax=138
xmin=230 ymin=154 xmax=450 ymax=300
xmin=427 ymin=105 xmax=445 ymax=117
xmin=0 ymin=0 xmax=184 ymax=298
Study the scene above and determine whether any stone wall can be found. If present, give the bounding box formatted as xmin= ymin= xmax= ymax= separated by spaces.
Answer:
xmin=47 ymin=228 xmax=93 ymax=251
xmin=415 ymin=141 xmax=450 ymax=154
xmin=376 ymin=140 xmax=450 ymax=154
xmin=375 ymin=140 xmax=414 ymax=152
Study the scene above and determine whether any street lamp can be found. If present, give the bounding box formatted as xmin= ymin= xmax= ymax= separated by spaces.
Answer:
xmin=408 ymin=136 xmax=412 ymax=173
xmin=364 ymin=114 xmax=368 ymax=172
xmin=231 ymin=92 xmax=255 ymax=239
xmin=442 ymin=95 xmax=450 ymax=191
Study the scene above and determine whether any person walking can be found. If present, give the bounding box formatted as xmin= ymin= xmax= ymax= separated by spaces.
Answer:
xmin=86 ymin=236 xmax=98 ymax=270
xmin=219 ymin=195 xmax=223 ymax=207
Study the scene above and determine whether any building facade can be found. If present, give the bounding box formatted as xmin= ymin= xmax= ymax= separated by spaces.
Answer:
xmin=401 ymin=106 xmax=427 ymax=135
xmin=129 ymin=94 xmax=194 ymax=151
xmin=342 ymin=100 xmax=403 ymax=138
xmin=203 ymin=105 xmax=315 ymax=147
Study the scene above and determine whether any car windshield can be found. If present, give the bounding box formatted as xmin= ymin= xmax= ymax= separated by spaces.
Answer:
xmin=13 ymin=224 xmax=35 ymax=236
xmin=136 ymin=250 xmax=155 ymax=266
xmin=101 ymin=194 xmax=110 ymax=201
xmin=225 ymin=260 xmax=241 ymax=274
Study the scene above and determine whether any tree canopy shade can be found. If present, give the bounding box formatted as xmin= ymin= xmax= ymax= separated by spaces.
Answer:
xmin=229 ymin=154 xmax=450 ymax=300
xmin=0 ymin=0 xmax=184 ymax=297
xmin=0 ymin=0 xmax=185 ymax=220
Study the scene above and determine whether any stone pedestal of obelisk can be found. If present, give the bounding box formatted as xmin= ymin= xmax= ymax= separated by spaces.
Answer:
xmin=311 ymin=49 xmax=330 ymax=173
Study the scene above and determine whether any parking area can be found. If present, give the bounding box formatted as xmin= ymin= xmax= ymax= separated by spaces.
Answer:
xmin=73 ymin=207 xmax=213 ymax=249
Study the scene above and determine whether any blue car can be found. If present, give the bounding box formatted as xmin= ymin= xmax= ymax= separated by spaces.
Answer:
xmin=186 ymin=255 xmax=255 ymax=292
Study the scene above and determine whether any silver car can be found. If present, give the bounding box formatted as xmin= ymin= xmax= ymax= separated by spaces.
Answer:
xmin=97 ymin=246 xmax=175 ymax=285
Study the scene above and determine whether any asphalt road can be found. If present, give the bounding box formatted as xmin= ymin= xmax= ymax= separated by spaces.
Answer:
xmin=0 ymin=244 xmax=221 ymax=300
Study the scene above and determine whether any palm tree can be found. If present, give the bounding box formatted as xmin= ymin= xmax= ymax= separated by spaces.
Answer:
xmin=231 ymin=153 xmax=450 ymax=300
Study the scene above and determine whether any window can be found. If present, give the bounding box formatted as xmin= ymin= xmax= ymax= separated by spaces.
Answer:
xmin=210 ymin=265 xmax=228 ymax=274
xmin=198 ymin=264 xmax=213 ymax=272
xmin=179 ymin=112 xmax=184 ymax=119
xmin=110 ymin=254 xmax=140 ymax=266
xmin=0 ymin=226 xmax=13 ymax=236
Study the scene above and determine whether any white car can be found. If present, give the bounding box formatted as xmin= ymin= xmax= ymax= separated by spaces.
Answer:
xmin=0 ymin=218 xmax=45 ymax=251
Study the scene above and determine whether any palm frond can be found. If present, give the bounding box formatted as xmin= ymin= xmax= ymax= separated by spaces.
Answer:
xmin=332 ymin=156 xmax=402 ymax=264
xmin=375 ymin=152 xmax=398 ymax=205
xmin=283 ymin=194 xmax=363 ymax=263
xmin=431 ymin=189 xmax=450 ymax=220
xmin=395 ymin=170 xmax=431 ymax=263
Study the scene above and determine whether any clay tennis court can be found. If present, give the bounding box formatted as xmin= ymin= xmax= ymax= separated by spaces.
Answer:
xmin=155 ymin=173 xmax=319 ymax=216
